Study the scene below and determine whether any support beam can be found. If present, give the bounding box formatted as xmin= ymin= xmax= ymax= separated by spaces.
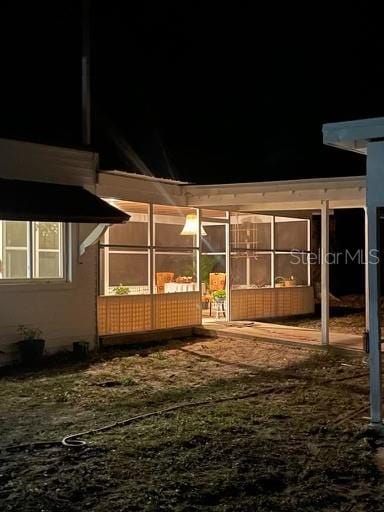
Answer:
xmin=79 ymin=223 xmax=109 ymax=256
xmin=321 ymin=200 xmax=330 ymax=345
xmin=364 ymin=207 xmax=370 ymax=331
xmin=366 ymin=141 xmax=384 ymax=428
xmin=366 ymin=205 xmax=382 ymax=426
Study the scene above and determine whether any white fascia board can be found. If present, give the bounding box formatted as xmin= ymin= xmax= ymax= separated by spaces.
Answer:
xmin=323 ymin=117 xmax=384 ymax=154
xmin=97 ymin=171 xmax=366 ymax=211
xmin=97 ymin=172 xmax=187 ymax=206
xmin=184 ymin=175 xmax=365 ymax=194
xmin=185 ymin=176 xmax=366 ymax=210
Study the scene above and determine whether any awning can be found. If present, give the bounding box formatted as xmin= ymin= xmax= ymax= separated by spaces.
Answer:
xmin=0 ymin=178 xmax=130 ymax=223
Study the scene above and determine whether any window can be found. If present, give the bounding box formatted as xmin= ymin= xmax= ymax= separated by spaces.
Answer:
xmin=275 ymin=253 xmax=309 ymax=286
xmin=100 ymin=201 xmax=150 ymax=296
xmin=0 ymin=221 xmax=64 ymax=280
xmin=154 ymin=205 xmax=196 ymax=248
xmin=230 ymin=213 xmax=310 ymax=289
xmin=99 ymin=247 xmax=150 ymax=295
xmin=100 ymin=202 xmax=200 ymax=295
xmin=153 ymin=205 xmax=199 ymax=294
xmin=231 ymin=213 xmax=272 ymax=250
xmin=231 ymin=252 xmax=272 ymax=288
xmin=230 ymin=214 xmax=273 ymax=289
xmin=275 ymin=217 xmax=308 ymax=251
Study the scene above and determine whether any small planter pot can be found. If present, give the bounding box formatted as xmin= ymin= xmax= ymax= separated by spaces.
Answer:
xmin=17 ymin=339 xmax=45 ymax=365
xmin=73 ymin=341 xmax=90 ymax=361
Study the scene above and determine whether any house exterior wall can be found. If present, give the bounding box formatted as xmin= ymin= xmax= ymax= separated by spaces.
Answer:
xmin=0 ymin=139 xmax=99 ymax=365
xmin=0 ymin=229 xmax=97 ymax=364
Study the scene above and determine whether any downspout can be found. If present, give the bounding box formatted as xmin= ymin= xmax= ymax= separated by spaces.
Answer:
xmin=82 ymin=0 xmax=91 ymax=147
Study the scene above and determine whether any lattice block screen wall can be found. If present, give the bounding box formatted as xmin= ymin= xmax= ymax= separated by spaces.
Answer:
xmin=153 ymin=292 xmax=201 ymax=329
xmin=98 ymin=292 xmax=201 ymax=335
xmin=230 ymin=287 xmax=314 ymax=321
xmin=98 ymin=295 xmax=151 ymax=335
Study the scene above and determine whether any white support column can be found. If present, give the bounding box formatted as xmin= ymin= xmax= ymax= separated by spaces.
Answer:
xmin=364 ymin=207 xmax=370 ymax=331
xmin=366 ymin=141 xmax=384 ymax=428
xmin=225 ymin=213 xmax=231 ymax=321
xmin=149 ymin=204 xmax=154 ymax=330
xmin=196 ymin=208 xmax=202 ymax=324
xmin=321 ymin=200 xmax=330 ymax=345
xmin=366 ymin=205 xmax=381 ymax=426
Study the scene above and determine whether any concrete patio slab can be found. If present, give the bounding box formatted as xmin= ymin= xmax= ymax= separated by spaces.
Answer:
xmin=197 ymin=320 xmax=364 ymax=353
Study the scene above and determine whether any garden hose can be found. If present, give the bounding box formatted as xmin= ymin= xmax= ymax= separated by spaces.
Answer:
xmin=1 ymin=370 xmax=371 ymax=453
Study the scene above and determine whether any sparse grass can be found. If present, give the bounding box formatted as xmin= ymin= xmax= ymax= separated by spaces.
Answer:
xmin=0 ymin=336 xmax=382 ymax=511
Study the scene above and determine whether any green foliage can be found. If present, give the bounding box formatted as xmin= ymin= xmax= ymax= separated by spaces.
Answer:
xmin=200 ymin=255 xmax=217 ymax=285
xmin=212 ymin=288 xmax=226 ymax=301
xmin=17 ymin=324 xmax=43 ymax=341
xmin=112 ymin=284 xmax=130 ymax=295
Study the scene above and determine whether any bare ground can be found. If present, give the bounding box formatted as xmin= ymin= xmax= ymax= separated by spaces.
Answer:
xmin=282 ymin=295 xmax=369 ymax=335
xmin=0 ymin=335 xmax=383 ymax=511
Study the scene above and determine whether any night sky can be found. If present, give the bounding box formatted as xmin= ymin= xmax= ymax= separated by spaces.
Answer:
xmin=1 ymin=2 xmax=383 ymax=184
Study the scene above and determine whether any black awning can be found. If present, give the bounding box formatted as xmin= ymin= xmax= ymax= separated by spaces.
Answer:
xmin=0 ymin=178 xmax=130 ymax=223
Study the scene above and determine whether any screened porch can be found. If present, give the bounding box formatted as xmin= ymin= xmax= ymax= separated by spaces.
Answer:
xmin=97 ymin=199 xmax=314 ymax=336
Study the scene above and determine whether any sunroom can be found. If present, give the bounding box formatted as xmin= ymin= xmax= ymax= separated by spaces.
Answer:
xmin=96 ymin=172 xmax=327 ymax=337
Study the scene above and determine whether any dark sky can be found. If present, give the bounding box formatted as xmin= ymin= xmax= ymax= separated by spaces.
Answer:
xmin=1 ymin=2 xmax=383 ymax=184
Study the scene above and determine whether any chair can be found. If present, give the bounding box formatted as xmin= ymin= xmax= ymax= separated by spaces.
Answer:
xmin=208 ymin=273 xmax=226 ymax=317
xmin=209 ymin=273 xmax=226 ymax=292
xmin=156 ymin=272 xmax=174 ymax=293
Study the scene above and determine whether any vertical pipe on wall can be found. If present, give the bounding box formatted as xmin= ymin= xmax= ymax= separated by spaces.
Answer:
xmin=321 ymin=200 xmax=329 ymax=345
xmin=82 ymin=0 xmax=91 ymax=146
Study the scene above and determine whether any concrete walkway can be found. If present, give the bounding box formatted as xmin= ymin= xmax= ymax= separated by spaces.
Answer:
xmin=197 ymin=320 xmax=364 ymax=352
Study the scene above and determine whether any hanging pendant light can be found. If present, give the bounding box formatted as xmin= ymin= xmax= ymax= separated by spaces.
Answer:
xmin=180 ymin=213 xmax=207 ymax=236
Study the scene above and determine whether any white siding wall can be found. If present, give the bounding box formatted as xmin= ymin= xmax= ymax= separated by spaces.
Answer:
xmin=0 ymin=139 xmax=99 ymax=364
xmin=0 ymin=226 xmax=97 ymax=364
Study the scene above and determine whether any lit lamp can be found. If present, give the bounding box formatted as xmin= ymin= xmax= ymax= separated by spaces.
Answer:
xmin=180 ymin=213 xmax=207 ymax=236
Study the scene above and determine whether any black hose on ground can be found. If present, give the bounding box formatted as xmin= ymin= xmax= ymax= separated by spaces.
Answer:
xmin=3 ymin=384 xmax=295 ymax=452
xmin=1 ymin=370 xmax=371 ymax=452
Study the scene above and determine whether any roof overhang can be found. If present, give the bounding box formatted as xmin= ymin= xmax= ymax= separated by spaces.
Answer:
xmin=184 ymin=176 xmax=366 ymax=211
xmin=97 ymin=171 xmax=366 ymax=212
xmin=0 ymin=178 xmax=130 ymax=223
xmin=323 ymin=117 xmax=384 ymax=155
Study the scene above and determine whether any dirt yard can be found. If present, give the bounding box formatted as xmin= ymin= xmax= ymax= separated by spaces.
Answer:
xmin=284 ymin=308 xmax=368 ymax=335
xmin=1 ymin=335 xmax=383 ymax=511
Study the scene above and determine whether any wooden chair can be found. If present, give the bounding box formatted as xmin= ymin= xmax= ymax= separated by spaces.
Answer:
xmin=209 ymin=273 xmax=226 ymax=292
xmin=208 ymin=273 xmax=226 ymax=317
xmin=156 ymin=272 xmax=174 ymax=293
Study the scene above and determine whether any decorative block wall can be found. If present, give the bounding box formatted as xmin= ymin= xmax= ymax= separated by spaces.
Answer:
xmin=97 ymin=295 xmax=151 ymax=335
xmin=230 ymin=286 xmax=314 ymax=321
xmin=98 ymin=292 xmax=201 ymax=335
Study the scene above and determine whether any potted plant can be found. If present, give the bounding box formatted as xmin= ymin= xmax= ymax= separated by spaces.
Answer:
xmin=275 ymin=276 xmax=286 ymax=288
xmin=112 ymin=284 xmax=130 ymax=295
xmin=16 ymin=325 xmax=45 ymax=364
xmin=284 ymin=275 xmax=297 ymax=287
xmin=212 ymin=289 xmax=226 ymax=303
